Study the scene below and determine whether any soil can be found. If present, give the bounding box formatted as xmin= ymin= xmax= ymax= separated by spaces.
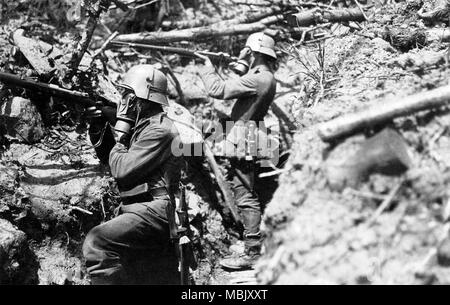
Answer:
xmin=258 ymin=0 xmax=450 ymax=285
xmin=1 ymin=0 xmax=450 ymax=285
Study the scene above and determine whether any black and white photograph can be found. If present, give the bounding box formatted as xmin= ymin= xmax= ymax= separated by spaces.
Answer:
xmin=0 ymin=0 xmax=449 ymax=293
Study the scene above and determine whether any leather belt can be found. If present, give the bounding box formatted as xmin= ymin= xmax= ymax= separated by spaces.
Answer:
xmin=121 ymin=186 xmax=169 ymax=205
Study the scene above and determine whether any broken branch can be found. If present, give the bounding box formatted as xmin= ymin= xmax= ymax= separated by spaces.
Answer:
xmin=368 ymin=181 xmax=403 ymax=225
xmin=68 ymin=0 xmax=112 ymax=78
xmin=159 ymin=8 xmax=283 ymax=30
xmin=318 ymin=84 xmax=450 ymax=142
xmin=92 ymin=31 xmax=119 ymax=60
xmin=287 ymin=7 xmax=366 ymax=27
xmin=70 ymin=206 xmax=94 ymax=215
xmin=115 ymin=15 xmax=284 ymax=44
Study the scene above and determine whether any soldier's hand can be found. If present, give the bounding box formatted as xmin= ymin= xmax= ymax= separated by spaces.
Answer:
xmin=84 ymin=106 xmax=102 ymax=119
xmin=101 ymin=106 xmax=118 ymax=125
xmin=195 ymin=52 xmax=214 ymax=69
xmin=85 ymin=105 xmax=117 ymax=125
xmin=217 ymin=52 xmax=231 ymax=61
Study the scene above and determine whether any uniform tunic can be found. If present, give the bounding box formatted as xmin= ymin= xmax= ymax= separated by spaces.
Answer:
xmin=83 ymin=112 xmax=181 ymax=284
xmin=200 ymin=65 xmax=277 ymax=253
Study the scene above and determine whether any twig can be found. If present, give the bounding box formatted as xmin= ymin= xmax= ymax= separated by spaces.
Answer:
xmin=415 ymin=222 xmax=450 ymax=274
xmin=346 ymin=188 xmax=387 ymax=201
xmin=353 ymin=0 xmax=369 ymax=21
xmin=65 ymin=231 xmax=70 ymax=246
xmin=134 ymin=0 xmax=160 ymax=10
xmin=414 ymin=199 xmax=450 ymax=274
xmin=368 ymin=181 xmax=403 ymax=225
xmin=71 ymin=206 xmax=94 ymax=215
xmin=92 ymin=31 xmax=119 ymax=60
xmin=100 ymin=200 xmax=106 ymax=221
xmin=259 ymin=168 xmax=287 ymax=178
xmin=100 ymin=22 xmax=112 ymax=35
xmin=303 ymin=35 xmax=336 ymax=44
xmin=109 ymin=0 xmax=157 ymax=10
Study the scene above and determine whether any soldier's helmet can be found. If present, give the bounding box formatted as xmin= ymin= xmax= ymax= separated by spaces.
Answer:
xmin=245 ymin=32 xmax=277 ymax=60
xmin=117 ymin=65 xmax=169 ymax=106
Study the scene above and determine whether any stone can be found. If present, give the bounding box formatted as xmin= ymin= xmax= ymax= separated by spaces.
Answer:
xmin=0 ymin=96 xmax=44 ymax=143
xmin=0 ymin=219 xmax=38 ymax=284
xmin=326 ymin=128 xmax=412 ymax=191
xmin=437 ymin=237 xmax=450 ymax=267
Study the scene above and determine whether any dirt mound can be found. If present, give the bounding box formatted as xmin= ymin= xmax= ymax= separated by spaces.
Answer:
xmin=258 ymin=1 xmax=450 ymax=285
xmin=0 ymin=131 xmax=117 ymax=284
xmin=2 ymin=0 xmax=450 ymax=286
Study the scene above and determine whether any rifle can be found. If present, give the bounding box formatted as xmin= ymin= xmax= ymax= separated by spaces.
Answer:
xmin=110 ymin=40 xmax=239 ymax=64
xmin=0 ymin=71 xmax=116 ymax=108
xmin=177 ymin=183 xmax=198 ymax=285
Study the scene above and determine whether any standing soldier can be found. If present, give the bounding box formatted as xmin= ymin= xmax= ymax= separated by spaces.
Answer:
xmin=196 ymin=32 xmax=278 ymax=271
xmin=83 ymin=65 xmax=181 ymax=284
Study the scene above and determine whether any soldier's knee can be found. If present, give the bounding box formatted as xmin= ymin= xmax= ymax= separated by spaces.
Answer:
xmin=83 ymin=226 xmax=104 ymax=258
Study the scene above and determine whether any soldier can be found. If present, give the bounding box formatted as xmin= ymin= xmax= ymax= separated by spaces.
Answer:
xmin=196 ymin=32 xmax=278 ymax=271
xmin=83 ymin=65 xmax=181 ymax=285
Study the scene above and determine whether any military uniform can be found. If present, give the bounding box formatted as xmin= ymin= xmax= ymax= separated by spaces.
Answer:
xmin=83 ymin=112 xmax=181 ymax=284
xmin=201 ymin=64 xmax=277 ymax=255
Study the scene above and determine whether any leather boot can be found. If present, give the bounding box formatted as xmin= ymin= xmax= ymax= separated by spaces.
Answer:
xmin=220 ymin=209 xmax=262 ymax=271
xmin=219 ymin=252 xmax=260 ymax=271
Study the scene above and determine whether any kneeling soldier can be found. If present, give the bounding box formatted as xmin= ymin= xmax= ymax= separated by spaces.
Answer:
xmin=83 ymin=65 xmax=181 ymax=284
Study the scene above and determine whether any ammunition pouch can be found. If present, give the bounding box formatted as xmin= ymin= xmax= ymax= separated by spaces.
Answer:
xmin=212 ymin=123 xmax=278 ymax=161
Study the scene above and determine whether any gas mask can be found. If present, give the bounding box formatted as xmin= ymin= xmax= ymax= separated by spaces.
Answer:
xmin=114 ymin=88 xmax=138 ymax=141
xmin=229 ymin=47 xmax=253 ymax=76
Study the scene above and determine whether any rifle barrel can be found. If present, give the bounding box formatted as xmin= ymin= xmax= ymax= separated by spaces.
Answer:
xmin=111 ymin=41 xmax=237 ymax=62
xmin=0 ymin=72 xmax=96 ymax=106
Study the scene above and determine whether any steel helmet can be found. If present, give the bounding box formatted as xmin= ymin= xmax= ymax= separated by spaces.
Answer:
xmin=117 ymin=65 xmax=169 ymax=106
xmin=245 ymin=32 xmax=277 ymax=60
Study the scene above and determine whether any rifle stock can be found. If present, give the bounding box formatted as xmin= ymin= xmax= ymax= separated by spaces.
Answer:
xmin=177 ymin=184 xmax=198 ymax=285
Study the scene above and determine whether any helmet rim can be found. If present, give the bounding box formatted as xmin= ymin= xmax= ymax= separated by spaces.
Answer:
xmin=245 ymin=32 xmax=277 ymax=59
xmin=117 ymin=65 xmax=169 ymax=106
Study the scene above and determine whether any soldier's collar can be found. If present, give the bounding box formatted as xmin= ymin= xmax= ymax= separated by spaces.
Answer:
xmin=135 ymin=111 xmax=165 ymax=129
xmin=251 ymin=65 xmax=271 ymax=74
